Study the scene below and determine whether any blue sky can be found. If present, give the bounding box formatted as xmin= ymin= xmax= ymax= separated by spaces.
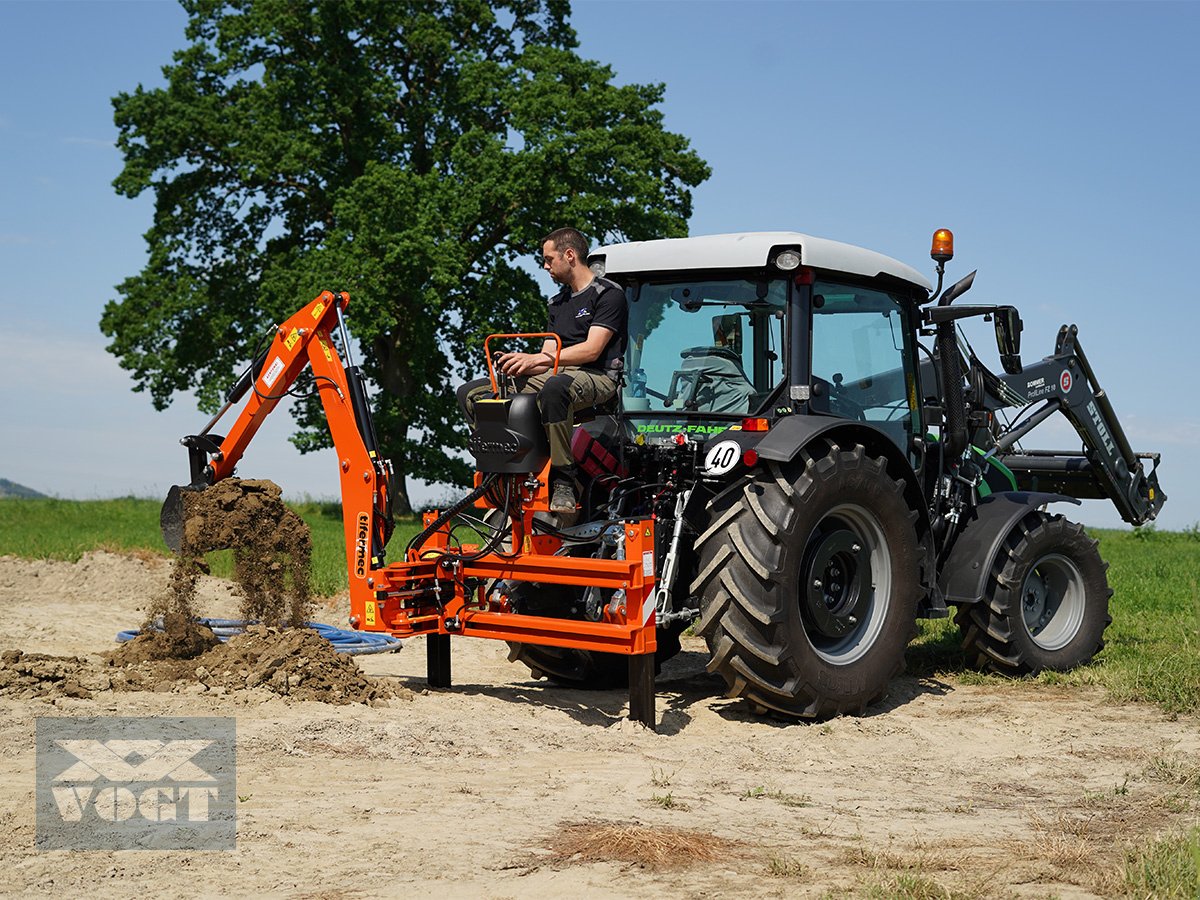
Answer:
xmin=1 ymin=0 xmax=1196 ymax=529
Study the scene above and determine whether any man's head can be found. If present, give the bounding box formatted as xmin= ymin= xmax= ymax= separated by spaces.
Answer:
xmin=541 ymin=227 xmax=590 ymax=289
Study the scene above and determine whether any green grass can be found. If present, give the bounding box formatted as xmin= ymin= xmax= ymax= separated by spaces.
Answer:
xmin=909 ymin=526 xmax=1200 ymax=716
xmin=1121 ymin=827 xmax=1200 ymax=898
xmin=0 ymin=497 xmax=423 ymax=597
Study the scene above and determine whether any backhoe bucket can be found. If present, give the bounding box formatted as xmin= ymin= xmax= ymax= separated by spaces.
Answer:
xmin=161 ymin=484 xmax=204 ymax=555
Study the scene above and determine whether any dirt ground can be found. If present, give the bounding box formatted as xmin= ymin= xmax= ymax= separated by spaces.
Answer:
xmin=0 ymin=551 xmax=1197 ymax=898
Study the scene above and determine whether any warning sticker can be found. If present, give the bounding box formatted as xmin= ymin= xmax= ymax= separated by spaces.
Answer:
xmin=364 ymin=601 xmax=376 ymax=627
xmin=261 ymin=357 xmax=285 ymax=388
xmin=316 ymin=332 xmax=333 ymax=362
xmin=311 ymin=300 xmax=326 ymax=320
xmin=642 ymin=550 xmax=654 ymax=577
xmin=283 ymin=328 xmax=300 ymax=351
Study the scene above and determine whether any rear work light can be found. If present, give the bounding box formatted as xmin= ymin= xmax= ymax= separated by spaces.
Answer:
xmin=741 ymin=417 xmax=770 ymax=432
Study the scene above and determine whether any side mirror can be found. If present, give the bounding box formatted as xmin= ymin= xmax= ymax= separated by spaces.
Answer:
xmin=712 ymin=314 xmax=743 ymax=356
xmin=994 ymin=306 xmax=1023 ymax=374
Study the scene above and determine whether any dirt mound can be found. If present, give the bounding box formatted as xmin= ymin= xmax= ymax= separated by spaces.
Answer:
xmin=0 ymin=649 xmax=107 ymax=700
xmin=110 ymin=612 xmax=220 ymax=664
xmin=156 ymin=478 xmax=312 ymax=628
xmin=171 ymin=625 xmax=391 ymax=704
xmin=1 ymin=627 xmax=394 ymax=705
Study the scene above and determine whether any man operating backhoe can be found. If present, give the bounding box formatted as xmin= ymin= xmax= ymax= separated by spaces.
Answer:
xmin=457 ymin=227 xmax=627 ymax=514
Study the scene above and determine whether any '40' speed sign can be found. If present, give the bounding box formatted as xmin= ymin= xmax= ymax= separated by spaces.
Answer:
xmin=703 ymin=440 xmax=742 ymax=476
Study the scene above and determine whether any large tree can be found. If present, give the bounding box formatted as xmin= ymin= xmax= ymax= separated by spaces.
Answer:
xmin=103 ymin=0 xmax=709 ymax=512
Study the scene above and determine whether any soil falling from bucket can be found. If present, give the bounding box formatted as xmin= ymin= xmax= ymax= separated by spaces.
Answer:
xmin=151 ymin=478 xmax=313 ymax=631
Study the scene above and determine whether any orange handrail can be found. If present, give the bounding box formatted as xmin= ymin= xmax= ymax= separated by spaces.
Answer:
xmin=483 ymin=332 xmax=563 ymax=395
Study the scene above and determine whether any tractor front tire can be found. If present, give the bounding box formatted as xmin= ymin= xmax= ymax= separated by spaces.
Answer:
xmin=694 ymin=440 xmax=922 ymax=719
xmin=955 ymin=512 xmax=1111 ymax=674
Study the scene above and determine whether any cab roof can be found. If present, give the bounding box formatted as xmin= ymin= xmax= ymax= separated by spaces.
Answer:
xmin=591 ymin=231 xmax=933 ymax=292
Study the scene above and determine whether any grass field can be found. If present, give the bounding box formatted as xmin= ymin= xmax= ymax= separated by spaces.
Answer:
xmin=0 ymin=497 xmax=424 ymax=598
xmin=1 ymin=497 xmax=1197 ymax=716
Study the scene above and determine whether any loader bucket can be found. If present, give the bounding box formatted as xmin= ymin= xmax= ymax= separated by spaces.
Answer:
xmin=160 ymin=484 xmax=203 ymax=555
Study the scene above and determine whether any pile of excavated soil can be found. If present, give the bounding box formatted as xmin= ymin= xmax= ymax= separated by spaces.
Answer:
xmin=156 ymin=478 xmax=312 ymax=628
xmin=0 ymin=626 xmax=396 ymax=705
xmin=0 ymin=649 xmax=105 ymax=700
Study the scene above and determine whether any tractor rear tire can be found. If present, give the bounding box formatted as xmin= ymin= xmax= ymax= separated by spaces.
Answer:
xmin=955 ymin=512 xmax=1111 ymax=674
xmin=694 ymin=439 xmax=922 ymax=719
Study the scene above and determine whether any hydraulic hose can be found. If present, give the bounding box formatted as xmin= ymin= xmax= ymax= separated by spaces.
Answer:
xmin=405 ymin=472 xmax=501 ymax=557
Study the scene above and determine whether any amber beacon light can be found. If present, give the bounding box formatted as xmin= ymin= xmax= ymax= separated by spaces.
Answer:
xmin=931 ymin=228 xmax=954 ymax=262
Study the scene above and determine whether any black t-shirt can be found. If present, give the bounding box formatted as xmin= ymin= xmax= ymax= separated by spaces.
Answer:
xmin=546 ymin=276 xmax=627 ymax=376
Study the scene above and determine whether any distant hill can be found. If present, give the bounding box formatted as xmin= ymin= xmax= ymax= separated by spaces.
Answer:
xmin=0 ymin=479 xmax=48 ymax=499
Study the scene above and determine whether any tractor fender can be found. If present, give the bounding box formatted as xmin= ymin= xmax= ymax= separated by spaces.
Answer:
xmin=755 ymin=417 xmax=926 ymax=526
xmin=754 ymin=416 xmax=938 ymax=607
xmin=939 ymin=491 xmax=1081 ymax=606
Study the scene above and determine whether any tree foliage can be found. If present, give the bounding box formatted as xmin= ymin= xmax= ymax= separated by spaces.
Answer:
xmin=103 ymin=0 xmax=709 ymax=511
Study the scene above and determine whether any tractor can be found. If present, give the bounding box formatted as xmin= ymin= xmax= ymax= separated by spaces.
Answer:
xmin=164 ymin=228 xmax=1164 ymax=729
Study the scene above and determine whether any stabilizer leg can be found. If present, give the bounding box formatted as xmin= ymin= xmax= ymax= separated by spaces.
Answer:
xmin=628 ymin=653 xmax=656 ymax=731
xmin=427 ymin=634 xmax=452 ymax=688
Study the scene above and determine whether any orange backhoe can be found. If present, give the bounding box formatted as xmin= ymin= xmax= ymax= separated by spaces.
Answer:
xmin=161 ymin=291 xmax=661 ymax=726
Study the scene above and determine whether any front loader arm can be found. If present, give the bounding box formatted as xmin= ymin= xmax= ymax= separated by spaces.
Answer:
xmin=987 ymin=325 xmax=1164 ymax=525
xmin=171 ymin=291 xmax=393 ymax=604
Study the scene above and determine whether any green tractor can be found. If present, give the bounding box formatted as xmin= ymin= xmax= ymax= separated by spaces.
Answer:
xmin=499 ymin=227 xmax=1164 ymax=718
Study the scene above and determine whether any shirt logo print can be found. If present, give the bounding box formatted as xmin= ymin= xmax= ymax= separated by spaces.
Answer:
xmin=575 ymin=307 xmax=590 ymax=318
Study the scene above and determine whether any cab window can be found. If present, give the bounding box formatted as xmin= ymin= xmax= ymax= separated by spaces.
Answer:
xmin=809 ymin=282 xmax=918 ymax=450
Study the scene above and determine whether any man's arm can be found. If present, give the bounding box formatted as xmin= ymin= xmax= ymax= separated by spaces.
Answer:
xmin=498 ymin=329 xmax=613 ymax=375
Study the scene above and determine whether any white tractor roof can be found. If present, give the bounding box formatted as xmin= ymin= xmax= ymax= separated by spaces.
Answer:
xmin=592 ymin=231 xmax=932 ymax=292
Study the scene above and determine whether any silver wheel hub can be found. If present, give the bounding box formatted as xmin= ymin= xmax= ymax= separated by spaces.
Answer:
xmin=1020 ymin=553 xmax=1086 ymax=651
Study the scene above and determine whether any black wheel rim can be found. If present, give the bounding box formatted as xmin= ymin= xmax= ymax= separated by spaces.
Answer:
xmin=798 ymin=503 xmax=892 ymax=664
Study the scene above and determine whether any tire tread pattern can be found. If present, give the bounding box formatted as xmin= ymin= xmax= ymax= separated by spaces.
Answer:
xmin=693 ymin=439 xmax=923 ymax=719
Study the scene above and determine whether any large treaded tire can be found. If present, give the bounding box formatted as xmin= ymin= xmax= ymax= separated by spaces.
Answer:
xmin=954 ymin=512 xmax=1112 ymax=675
xmin=693 ymin=439 xmax=923 ymax=719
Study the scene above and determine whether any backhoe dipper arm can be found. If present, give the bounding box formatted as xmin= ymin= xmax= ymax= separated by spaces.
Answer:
xmin=992 ymin=325 xmax=1164 ymax=525
xmin=177 ymin=291 xmax=391 ymax=600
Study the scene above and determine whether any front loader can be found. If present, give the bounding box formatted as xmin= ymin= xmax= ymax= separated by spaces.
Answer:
xmin=163 ymin=228 xmax=1165 ymax=729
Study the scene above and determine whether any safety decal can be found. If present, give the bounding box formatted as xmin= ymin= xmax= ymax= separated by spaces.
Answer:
xmin=311 ymin=300 xmax=326 ymax=320
xmin=284 ymin=328 xmax=301 ymax=351
xmin=703 ymin=440 xmax=742 ymax=476
xmin=261 ymin=357 xmax=285 ymax=388
xmin=642 ymin=550 xmax=654 ymax=577
xmin=1060 ymin=370 xmax=1072 ymax=393
xmin=316 ymin=332 xmax=333 ymax=362
xmin=364 ymin=601 xmax=376 ymax=627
